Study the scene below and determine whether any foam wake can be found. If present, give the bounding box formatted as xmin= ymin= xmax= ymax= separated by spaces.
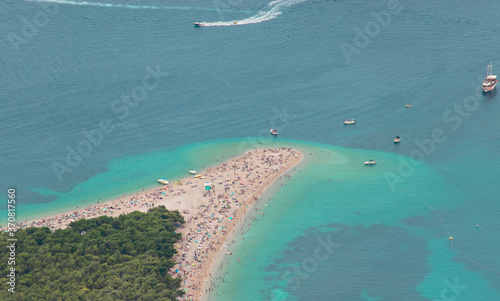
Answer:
xmin=195 ymin=0 xmax=307 ymax=27
xmin=30 ymin=0 xmax=248 ymax=12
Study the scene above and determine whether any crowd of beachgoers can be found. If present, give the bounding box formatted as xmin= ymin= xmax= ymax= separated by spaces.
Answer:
xmin=2 ymin=147 xmax=302 ymax=301
xmin=172 ymin=148 xmax=301 ymax=300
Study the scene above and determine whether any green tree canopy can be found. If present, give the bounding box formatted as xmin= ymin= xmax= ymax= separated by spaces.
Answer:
xmin=0 ymin=206 xmax=185 ymax=301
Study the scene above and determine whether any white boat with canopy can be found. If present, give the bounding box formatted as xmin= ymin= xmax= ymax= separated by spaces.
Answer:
xmin=482 ymin=62 xmax=497 ymax=93
xmin=344 ymin=118 xmax=356 ymax=125
xmin=157 ymin=178 xmax=169 ymax=185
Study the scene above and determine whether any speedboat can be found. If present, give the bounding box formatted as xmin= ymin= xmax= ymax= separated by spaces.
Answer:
xmin=270 ymin=129 xmax=278 ymax=135
xmin=194 ymin=22 xmax=205 ymax=27
xmin=394 ymin=136 xmax=401 ymax=143
xmin=405 ymin=104 xmax=412 ymax=108
xmin=482 ymin=62 xmax=497 ymax=93
xmin=344 ymin=118 xmax=356 ymax=125
xmin=157 ymin=178 xmax=169 ymax=185
xmin=189 ymin=170 xmax=197 ymax=174
xmin=364 ymin=160 xmax=377 ymax=165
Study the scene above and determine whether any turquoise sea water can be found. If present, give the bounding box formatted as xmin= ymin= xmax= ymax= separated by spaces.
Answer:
xmin=1 ymin=0 xmax=499 ymax=299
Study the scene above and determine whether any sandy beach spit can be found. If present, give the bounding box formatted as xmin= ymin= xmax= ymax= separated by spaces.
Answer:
xmin=3 ymin=147 xmax=302 ymax=301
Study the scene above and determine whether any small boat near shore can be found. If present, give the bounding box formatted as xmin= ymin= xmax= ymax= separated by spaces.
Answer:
xmin=344 ymin=118 xmax=356 ymax=125
xmin=394 ymin=136 xmax=401 ymax=143
xmin=364 ymin=160 xmax=377 ymax=165
xmin=482 ymin=62 xmax=497 ymax=93
xmin=270 ymin=129 xmax=278 ymax=135
xmin=189 ymin=170 xmax=197 ymax=174
xmin=157 ymin=178 xmax=169 ymax=185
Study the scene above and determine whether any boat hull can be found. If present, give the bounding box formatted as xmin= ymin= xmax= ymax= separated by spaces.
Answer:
xmin=482 ymin=83 xmax=497 ymax=93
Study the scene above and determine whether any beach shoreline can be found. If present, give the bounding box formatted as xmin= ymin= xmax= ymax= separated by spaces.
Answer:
xmin=3 ymin=147 xmax=303 ymax=301
xmin=170 ymin=147 xmax=303 ymax=300
xmin=198 ymin=149 xmax=304 ymax=301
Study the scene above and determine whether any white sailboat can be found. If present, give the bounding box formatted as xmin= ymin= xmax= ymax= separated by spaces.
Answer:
xmin=482 ymin=62 xmax=497 ymax=93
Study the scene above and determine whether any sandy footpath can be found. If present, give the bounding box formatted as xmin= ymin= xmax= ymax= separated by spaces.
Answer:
xmin=4 ymin=147 xmax=302 ymax=300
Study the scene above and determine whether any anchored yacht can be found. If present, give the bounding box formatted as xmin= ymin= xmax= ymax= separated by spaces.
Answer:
xmin=482 ymin=62 xmax=497 ymax=93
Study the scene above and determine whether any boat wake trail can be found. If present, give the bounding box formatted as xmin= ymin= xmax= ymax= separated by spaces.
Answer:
xmin=195 ymin=0 xmax=307 ymax=27
xmin=29 ymin=0 xmax=247 ymax=12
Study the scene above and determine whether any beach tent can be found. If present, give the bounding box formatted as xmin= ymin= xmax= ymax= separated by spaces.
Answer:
xmin=204 ymin=182 xmax=212 ymax=190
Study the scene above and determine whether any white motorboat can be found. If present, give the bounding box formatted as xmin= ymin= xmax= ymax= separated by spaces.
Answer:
xmin=364 ymin=160 xmax=377 ymax=165
xmin=270 ymin=129 xmax=278 ymax=135
xmin=394 ymin=136 xmax=401 ymax=143
xmin=157 ymin=178 xmax=169 ymax=185
xmin=189 ymin=170 xmax=197 ymax=174
xmin=344 ymin=118 xmax=356 ymax=125
xmin=482 ymin=62 xmax=497 ymax=93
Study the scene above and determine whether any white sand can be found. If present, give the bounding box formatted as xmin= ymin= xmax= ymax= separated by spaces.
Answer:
xmin=6 ymin=147 xmax=303 ymax=300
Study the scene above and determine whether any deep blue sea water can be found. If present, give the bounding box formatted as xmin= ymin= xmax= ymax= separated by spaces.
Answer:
xmin=1 ymin=0 xmax=499 ymax=299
